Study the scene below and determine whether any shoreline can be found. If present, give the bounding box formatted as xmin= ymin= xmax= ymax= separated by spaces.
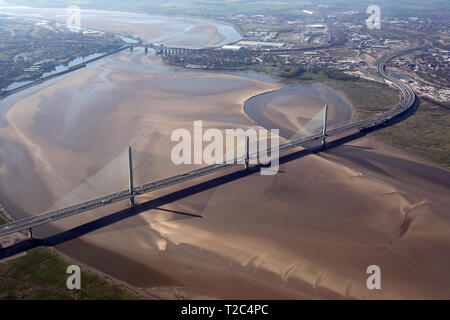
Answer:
xmin=0 ymin=46 xmax=130 ymax=101
xmin=0 ymin=205 xmax=155 ymax=299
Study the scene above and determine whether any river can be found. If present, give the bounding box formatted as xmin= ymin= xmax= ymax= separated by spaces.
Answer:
xmin=0 ymin=4 xmax=242 ymax=48
xmin=0 ymin=4 xmax=413 ymax=300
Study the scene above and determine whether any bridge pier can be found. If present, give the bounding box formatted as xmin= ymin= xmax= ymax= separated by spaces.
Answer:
xmin=245 ymin=136 xmax=250 ymax=170
xmin=322 ymin=104 xmax=328 ymax=147
xmin=128 ymin=146 xmax=135 ymax=207
xmin=28 ymin=227 xmax=33 ymax=239
xmin=322 ymin=104 xmax=328 ymax=137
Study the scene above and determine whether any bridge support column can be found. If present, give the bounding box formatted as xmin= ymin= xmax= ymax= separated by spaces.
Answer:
xmin=28 ymin=227 xmax=33 ymax=239
xmin=322 ymin=104 xmax=328 ymax=147
xmin=322 ymin=104 xmax=328 ymax=137
xmin=128 ymin=146 xmax=135 ymax=207
xmin=245 ymin=136 xmax=250 ymax=170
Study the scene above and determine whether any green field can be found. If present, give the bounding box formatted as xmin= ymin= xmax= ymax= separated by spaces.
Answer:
xmin=322 ymin=80 xmax=450 ymax=168
xmin=296 ymin=71 xmax=330 ymax=81
xmin=213 ymin=63 xmax=279 ymax=73
xmin=323 ymin=79 xmax=400 ymax=120
xmin=0 ymin=214 xmax=141 ymax=300
xmin=0 ymin=247 xmax=141 ymax=300
xmin=374 ymin=99 xmax=450 ymax=167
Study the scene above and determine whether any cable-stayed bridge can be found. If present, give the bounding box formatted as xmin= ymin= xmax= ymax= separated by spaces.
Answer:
xmin=0 ymin=43 xmax=428 ymax=239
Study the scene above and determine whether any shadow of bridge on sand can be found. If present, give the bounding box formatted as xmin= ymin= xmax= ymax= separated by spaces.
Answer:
xmin=0 ymin=98 xmax=420 ymax=260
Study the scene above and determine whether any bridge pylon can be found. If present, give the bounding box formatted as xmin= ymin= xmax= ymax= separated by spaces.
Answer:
xmin=128 ymin=146 xmax=135 ymax=207
xmin=245 ymin=136 xmax=250 ymax=170
xmin=322 ymin=104 xmax=328 ymax=146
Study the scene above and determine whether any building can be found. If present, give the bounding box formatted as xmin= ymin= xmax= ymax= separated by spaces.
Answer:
xmin=237 ymin=41 xmax=286 ymax=49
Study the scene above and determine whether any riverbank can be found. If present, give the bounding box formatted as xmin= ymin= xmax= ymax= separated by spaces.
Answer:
xmin=0 ymin=46 xmax=130 ymax=100
xmin=0 ymin=246 xmax=146 ymax=299
xmin=0 ymin=208 xmax=151 ymax=299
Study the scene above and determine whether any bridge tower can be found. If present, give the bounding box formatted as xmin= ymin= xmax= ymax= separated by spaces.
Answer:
xmin=322 ymin=104 xmax=328 ymax=146
xmin=128 ymin=146 xmax=135 ymax=207
xmin=245 ymin=136 xmax=250 ymax=170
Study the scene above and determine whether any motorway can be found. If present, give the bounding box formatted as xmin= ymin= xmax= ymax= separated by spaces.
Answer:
xmin=0 ymin=43 xmax=428 ymax=238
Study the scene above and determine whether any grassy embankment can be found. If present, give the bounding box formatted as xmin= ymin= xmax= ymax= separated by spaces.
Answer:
xmin=0 ymin=217 xmax=141 ymax=300
xmin=323 ymin=80 xmax=450 ymax=168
